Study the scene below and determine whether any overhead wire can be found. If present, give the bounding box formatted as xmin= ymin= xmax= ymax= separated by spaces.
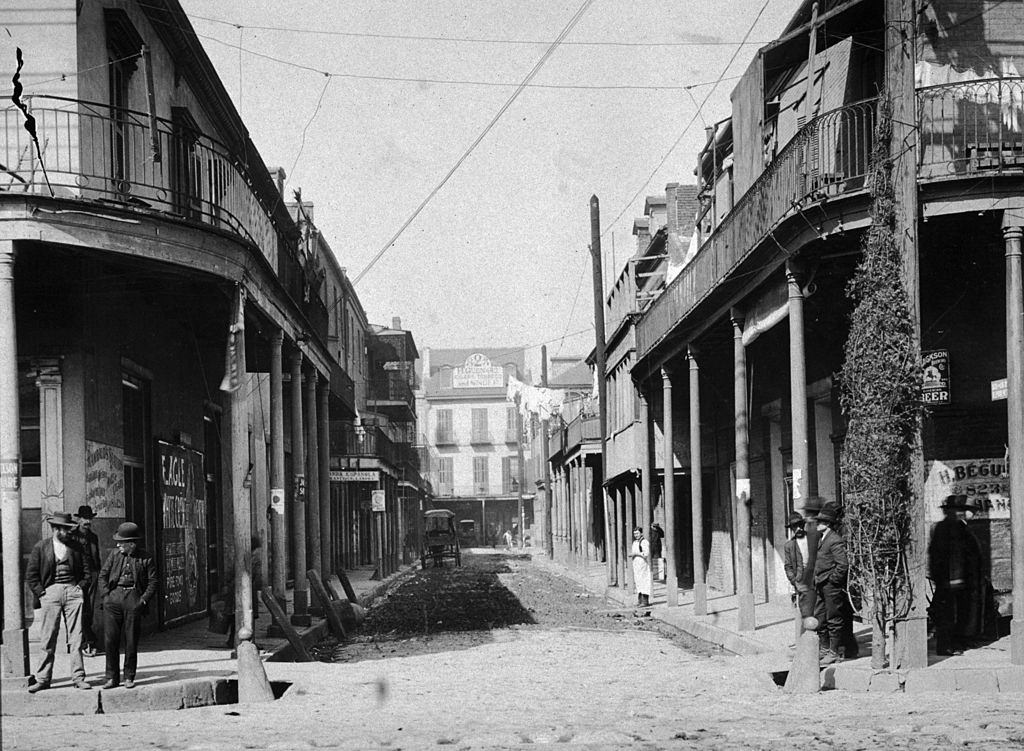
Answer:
xmin=351 ymin=0 xmax=599 ymax=286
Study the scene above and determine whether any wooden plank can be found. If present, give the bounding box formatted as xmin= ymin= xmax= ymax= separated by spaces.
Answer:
xmin=307 ymin=570 xmax=347 ymax=641
xmin=259 ymin=587 xmax=313 ymax=662
xmin=334 ymin=568 xmax=360 ymax=605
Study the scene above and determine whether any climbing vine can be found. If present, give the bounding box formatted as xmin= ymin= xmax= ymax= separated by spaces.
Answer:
xmin=838 ymin=95 xmax=924 ymax=667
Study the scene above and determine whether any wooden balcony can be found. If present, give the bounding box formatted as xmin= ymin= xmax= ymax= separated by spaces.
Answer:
xmin=636 ymin=78 xmax=1024 ymax=362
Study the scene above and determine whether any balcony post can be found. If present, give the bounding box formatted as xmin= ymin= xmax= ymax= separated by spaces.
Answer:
xmin=269 ymin=330 xmax=287 ymax=607
xmin=1003 ymin=217 xmax=1024 ymax=665
xmin=787 ymin=264 xmax=810 ymax=510
xmin=731 ymin=310 xmax=755 ymax=631
xmin=0 ymin=240 xmax=29 ymax=679
xmin=639 ymin=388 xmax=652 ymax=538
xmin=304 ymin=365 xmax=322 ymax=587
xmin=318 ymin=377 xmax=331 ymax=576
xmin=662 ymin=366 xmax=678 ymax=607
xmin=689 ymin=346 xmax=707 ymax=616
xmin=289 ymin=351 xmax=309 ymax=624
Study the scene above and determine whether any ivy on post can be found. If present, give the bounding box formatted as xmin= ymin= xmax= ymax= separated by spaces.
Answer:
xmin=838 ymin=96 xmax=925 ymax=670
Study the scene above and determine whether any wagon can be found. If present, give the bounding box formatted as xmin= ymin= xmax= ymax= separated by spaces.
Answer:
xmin=421 ymin=509 xmax=461 ymax=568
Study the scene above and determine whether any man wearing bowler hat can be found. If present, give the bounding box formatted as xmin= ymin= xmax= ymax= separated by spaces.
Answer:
xmin=25 ymin=511 xmax=94 ymax=692
xmin=99 ymin=521 xmax=157 ymax=689
xmin=813 ymin=501 xmax=849 ymax=666
xmin=782 ymin=511 xmax=809 ymax=608
xmin=72 ymin=505 xmax=102 ymax=656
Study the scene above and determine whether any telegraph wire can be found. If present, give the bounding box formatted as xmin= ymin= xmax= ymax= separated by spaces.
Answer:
xmin=601 ymin=0 xmax=770 ymax=236
xmin=192 ymin=30 xmax=743 ymax=91
xmin=351 ymin=0 xmax=598 ymax=286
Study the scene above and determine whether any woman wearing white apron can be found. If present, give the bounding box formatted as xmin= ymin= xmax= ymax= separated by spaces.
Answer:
xmin=630 ymin=527 xmax=652 ymax=607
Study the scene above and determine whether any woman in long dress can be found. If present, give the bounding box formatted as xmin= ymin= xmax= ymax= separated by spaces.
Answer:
xmin=630 ymin=527 xmax=652 ymax=607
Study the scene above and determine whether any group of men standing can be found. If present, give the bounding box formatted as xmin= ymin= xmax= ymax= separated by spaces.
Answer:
xmin=784 ymin=493 xmax=987 ymax=666
xmin=24 ymin=506 xmax=157 ymax=692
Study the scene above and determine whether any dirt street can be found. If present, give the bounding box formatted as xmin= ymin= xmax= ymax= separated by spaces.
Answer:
xmin=5 ymin=551 xmax=1024 ymax=750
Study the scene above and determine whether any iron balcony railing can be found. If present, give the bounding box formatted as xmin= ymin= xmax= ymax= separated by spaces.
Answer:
xmin=1 ymin=96 xmax=330 ymax=341
xmin=637 ymin=97 xmax=878 ymax=358
xmin=637 ymin=77 xmax=1024 ymax=360
xmin=368 ymin=372 xmax=414 ymax=406
xmin=329 ymin=420 xmax=398 ymax=466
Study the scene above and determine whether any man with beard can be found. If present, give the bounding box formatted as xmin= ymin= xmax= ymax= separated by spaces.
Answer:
xmin=25 ymin=511 xmax=94 ymax=692
xmin=72 ymin=505 xmax=102 ymax=656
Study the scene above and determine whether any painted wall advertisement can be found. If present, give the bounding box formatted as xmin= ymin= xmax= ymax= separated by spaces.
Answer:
xmin=156 ymin=441 xmax=207 ymax=626
xmin=924 ymin=457 xmax=1010 ymax=522
xmin=452 ymin=353 xmax=505 ymax=389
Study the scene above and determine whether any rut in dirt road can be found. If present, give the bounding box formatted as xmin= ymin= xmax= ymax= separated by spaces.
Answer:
xmin=313 ymin=551 xmax=721 ymax=662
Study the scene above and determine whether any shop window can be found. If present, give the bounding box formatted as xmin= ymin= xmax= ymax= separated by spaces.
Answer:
xmin=18 ymin=374 xmax=40 ymax=477
xmin=122 ymin=373 xmax=150 ymax=533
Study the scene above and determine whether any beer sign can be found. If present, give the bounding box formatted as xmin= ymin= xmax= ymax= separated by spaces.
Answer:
xmin=922 ymin=350 xmax=950 ymax=405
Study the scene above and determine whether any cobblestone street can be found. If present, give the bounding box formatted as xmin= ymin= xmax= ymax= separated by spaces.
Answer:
xmin=6 ymin=553 xmax=1024 ymax=750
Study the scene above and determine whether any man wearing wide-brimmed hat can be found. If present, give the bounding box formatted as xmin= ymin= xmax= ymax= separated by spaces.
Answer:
xmin=24 ymin=511 xmax=94 ymax=692
xmin=813 ymin=501 xmax=849 ymax=666
xmin=98 ymin=521 xmax=157 ymax=689
xmin=782 ymin=511 xmax=809 ymax=607
xmin=928 ymin=494 xmax=983 ymax=656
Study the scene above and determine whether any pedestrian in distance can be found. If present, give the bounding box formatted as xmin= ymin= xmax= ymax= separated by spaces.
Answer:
xmin=782 ymin=511 xmax=809 ymax=609
xmin=503 ymin=527 xmax=513 ymax=551
xmin=72 ymin=504 xmax=102 ymax=657
xmin=928 ymin=494 xmax=983 ymax=656
xmin=649 ymin=523 xmax=665 ymax=583
xmin=25 ymin=511 xmax=94 ymax=692
xmin=813 ymin=502 xmax=849 ymax=666
xmin=630 ymin=527 xmax=652 ymax=608
xmin=99 ymin=522 xmax=157 ymax=689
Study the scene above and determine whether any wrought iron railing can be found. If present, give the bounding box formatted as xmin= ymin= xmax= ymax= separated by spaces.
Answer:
xmin=368 ymin=372 xmax=414 ymax=406
xmin=329 ymin=420 xmax=397 ymax=466
xmin=637 ymin=78 xmax=1024 ymax=360
xmin=918 ymin=77 xmax=1024 ymax=178
xmin=1 ymin=96 xmax=280 ymax=262
xmin=637 ymin=97 xmax=878 ymax=358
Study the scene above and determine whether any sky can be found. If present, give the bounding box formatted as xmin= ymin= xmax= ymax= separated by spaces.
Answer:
xmin=175 ymin=0 xmax=797 ymax=369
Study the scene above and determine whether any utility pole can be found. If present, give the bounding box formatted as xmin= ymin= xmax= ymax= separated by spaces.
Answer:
xmin=516 ymin=406 xmax=527 ymax=549
xmin=541 ymin=345 xmax=553 ymax=558
xmin=589 ymin=195 xmax=612 ymax=585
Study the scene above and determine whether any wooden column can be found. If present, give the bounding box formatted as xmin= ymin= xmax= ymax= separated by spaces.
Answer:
xmin=0 ymin=241 xmax=28 ymax=678
xmin=289 ymin=352 xmax=309 ymax=623
xmin=304 ymin=366 xmax=322 ymax=582
xmin=639 ymin=390 xmax=652 ymax=535
xmin=732 ymin=310 xmax=755 ymax=631
xmin=662 ymin=366 xmax=678 ymax=606
xmin=1004 ymin=217 xmax=1024 ymax=665
xmin=228 ymin=288 xmax=253 ymax=643
xmin=318 ymin=379 xmax=331 ymax=575
xmin=269 ymin=331 xmax=287 ymax=605
xmin=689 ymin=347 xmax=707 ymax=615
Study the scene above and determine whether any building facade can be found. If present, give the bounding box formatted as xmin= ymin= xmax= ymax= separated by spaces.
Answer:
xmin=0 ymin=0 xmax=419 ymax=677
xmin=418 ymin=348 xmax=532 ymax=546
xmin=629 ymin=0 xmax=1024 ymax=663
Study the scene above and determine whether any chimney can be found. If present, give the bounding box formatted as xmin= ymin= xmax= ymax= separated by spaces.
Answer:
xmin=665 ymin=182 xmax=679 ymax=234
xmin=632 ymin=217 xmax=651 ymax=257
xmin=271 ymin=167 xmax=287 ymax=198
xmin=392 ymin=316 xmax=402 ymax=330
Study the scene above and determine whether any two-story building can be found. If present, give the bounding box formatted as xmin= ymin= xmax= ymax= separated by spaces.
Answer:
xmin=630 ymin=0 xmax=1024 ymax=665
xmin=0 ymin=0 xmax=419 ymax=676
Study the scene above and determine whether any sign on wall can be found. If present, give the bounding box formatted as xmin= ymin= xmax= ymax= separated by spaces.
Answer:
xmin=84 ymin=441 xmax=125 ymax=517
xmin=924 ymin=457 xmax=1010 ymax=521
xmin=156 ymin=441 xmax=207 ymax=627
xmin=330 ymin=470 xmax=379 ymax=482
xmin=921 ymin=350 xmax=951 ymax=405
xmin=371 ymin=489 xmax=386 ymax=512
xmin=452 ymin=353 xmax=505 ymax=389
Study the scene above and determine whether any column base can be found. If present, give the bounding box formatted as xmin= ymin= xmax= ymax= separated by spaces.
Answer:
xmin=1 ymin=627 xmax=30 ymax=679
xmin=737 ymin=592 xmax=756 ymax=631
xmin=293 ymin=590 xmax=309 ymax=616
xmin=1010 ymin=618 xmax=1024 ymax=666
xmin=693 ymin=582 xmax=708 ymax=616
xmin=289 ymin=613 xmax=312 ymax=628
xmin=665 ymin=575 xmax=679 ymax=607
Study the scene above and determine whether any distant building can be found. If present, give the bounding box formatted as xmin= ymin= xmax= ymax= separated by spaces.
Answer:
xmin=417 ymin=348 xmax=532 ymax=546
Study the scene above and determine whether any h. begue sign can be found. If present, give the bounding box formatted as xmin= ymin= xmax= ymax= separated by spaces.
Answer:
xmin=924 ymin=458 xmax=1011 ymax=521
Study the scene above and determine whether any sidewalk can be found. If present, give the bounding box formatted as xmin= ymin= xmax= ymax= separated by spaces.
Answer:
xmin=1 ymin=562 xmax=414 ymax=716
xmin=533 ymin=551 xmax=1024 ymax=694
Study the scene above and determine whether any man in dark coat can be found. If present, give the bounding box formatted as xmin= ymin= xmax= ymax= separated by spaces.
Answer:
xmin=649 ymin=523 xmax=665 ymax=582
xmin=71 ymin=505 xmax=102 ymax=656
xmin=25 ymin=511 xmax=94 ymax=692
xmin=813 ymin=503 xmax=849 ymax=665
xmin=928 ymin=494 xmax=983 ymax=655
xmin=782 ymin=511 xmax=808 ymax=607
xmin=99 ymin=522 xmax=158 ymax=689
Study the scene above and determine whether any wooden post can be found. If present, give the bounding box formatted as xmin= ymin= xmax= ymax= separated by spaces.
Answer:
xmin=228 ymin=287 xmax=253 ymax=645
xmin=541 ymin=345 xmax=553 ymax=557
xmin=662 ymin=366 xmax=678 ymax=606
xmin=0 ymin=241 xmax=28 ymax=678
xmin=1003 ymin=216 xmax=1024 ymax=665
xmin=260 ymin=588 xmax=313 ymax=661
xmin=732 ymin=309 xmax=755 ymax=632
xmin=589 ymin=195 xmax=611 ymax=585
xmin=689 ymin=347 xmax=707 ymax=615
xmin=290 ymin=352 xmax=309 ymax=624
xmin=318 ymin=379 xmax=332 ymax=579
xmin=305 ymin=365 xmax=322 ymax=583
xmin=307 ymin=569 xmax=347 ymax=640
xmin=269 ymin=331 xmax=287 ymax=606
